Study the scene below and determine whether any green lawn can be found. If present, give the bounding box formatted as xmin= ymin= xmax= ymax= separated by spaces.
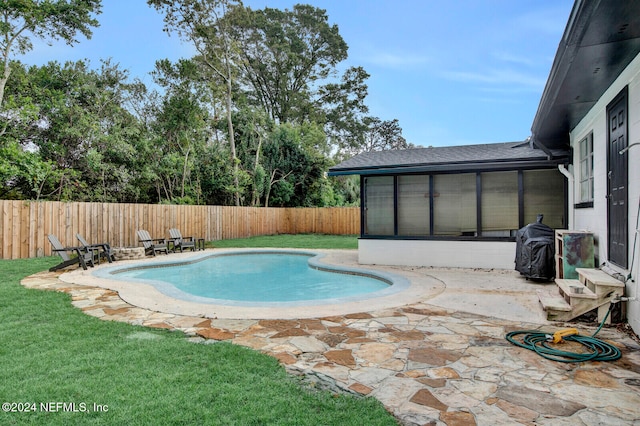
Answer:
xmin=210 ymin=233 xmax=359 ymax=250
xmin=0 ymin=236 xmax=396 ymax=425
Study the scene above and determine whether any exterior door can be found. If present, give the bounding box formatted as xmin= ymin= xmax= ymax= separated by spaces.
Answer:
xmin=607 ymin=87 xmax=628 ymax=268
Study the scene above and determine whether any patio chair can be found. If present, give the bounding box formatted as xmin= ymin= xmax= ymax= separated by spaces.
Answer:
xmin=47 ymin=234 xmax=95 ymax=272
xmin=76 ymin=234 xmax=116 ymax=264
xmin=137 ymin=229 xmax=169 ymax=256
xmin=168 ymin=228 xmax=197 ymax=252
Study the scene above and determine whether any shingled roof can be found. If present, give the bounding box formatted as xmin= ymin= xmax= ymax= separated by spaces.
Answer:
xmin=328 ymin=141 xmax=570 ymax=176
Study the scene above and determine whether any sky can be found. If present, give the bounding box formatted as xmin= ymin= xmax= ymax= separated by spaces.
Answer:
xmin=21 ymin=0 xmax=574 ymax=148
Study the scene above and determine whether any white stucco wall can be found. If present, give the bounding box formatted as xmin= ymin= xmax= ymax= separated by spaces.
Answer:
xmin=570 ymin=52 xmax=640 ymax=335
xmin=358 ymin=239 xmax=517 ymax=270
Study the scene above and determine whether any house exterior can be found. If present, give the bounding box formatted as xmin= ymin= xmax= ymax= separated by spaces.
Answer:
xmin=530 ymin=0 xmax=640 ymax=334
xmin=329 ymin=142 xmax=570 ymax=269
xmin=329 ymin=0 xmax=640 ymax=334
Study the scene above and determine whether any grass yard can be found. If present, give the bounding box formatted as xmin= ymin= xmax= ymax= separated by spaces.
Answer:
xmin=0 ymin=235 xmax=395 ymax=425
xmin=210 ymin=233 xmax=359 ymax=250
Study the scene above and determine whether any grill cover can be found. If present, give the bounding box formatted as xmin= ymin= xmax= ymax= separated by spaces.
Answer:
xmin=515 ymin=215 xmax=555 ymax=281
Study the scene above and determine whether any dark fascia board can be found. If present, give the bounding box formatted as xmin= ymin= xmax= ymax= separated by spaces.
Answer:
xmin=328 ymin=156 xmax=569 ymax=176
xmin=530 ymin=0 xmax=596 ymax=148
xmin=531 ymin=0 xmax=640 ymax=150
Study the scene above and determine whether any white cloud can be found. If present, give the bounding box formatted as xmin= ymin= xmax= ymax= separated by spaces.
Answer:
xmin=362 ymin=51 xmax=430 ymax=69
xmin=491 ymin=51 xmax=537 ymax=67
xmin=441 ymin=68 xmax=546 ymax=90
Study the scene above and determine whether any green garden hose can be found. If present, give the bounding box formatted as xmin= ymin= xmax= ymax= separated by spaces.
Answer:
xmin=505 ymin=304 xmax=622 ymax=362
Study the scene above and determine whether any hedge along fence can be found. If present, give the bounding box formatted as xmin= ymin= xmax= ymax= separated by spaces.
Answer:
xmin=0 ymin=200 xmax=360 ymax=260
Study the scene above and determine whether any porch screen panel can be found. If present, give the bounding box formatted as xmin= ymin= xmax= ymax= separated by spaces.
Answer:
xmin=433 ymin=173 xmax=476 ymax=236
xmin=364 ymin=176 xmax=394 ymax=235
xmin=481 ymin=171 xmax=518 ymax=236
xmin=398 ymin=175 xmax=429 ymax=236
xmin=523 ymin=170 xmax=565 ymax=229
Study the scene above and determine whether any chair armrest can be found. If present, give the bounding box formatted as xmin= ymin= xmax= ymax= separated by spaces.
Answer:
xmin=85 ymin=243 xmax=110 ymax=251
xmin=52 ymin=246 xmax=85 ymax=252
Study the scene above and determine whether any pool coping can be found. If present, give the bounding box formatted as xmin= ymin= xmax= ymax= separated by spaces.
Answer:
xmin=59 ymin=248 xmax=442 ymax=319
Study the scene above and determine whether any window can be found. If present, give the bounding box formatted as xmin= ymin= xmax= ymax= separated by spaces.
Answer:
xmin=360 ymin=168 xmax=565 ymax=239
xmin=433 ymin=173 xmax=476 ymax=236
xmin=363 ymin=176 xmax=394 ymax=235
xmin=523 ymin=169 xmax=565 ymax=229
xmin=579 ymin=133 xmax=594 ymax=203
xmin=398 ymin=175 xmax=429 ymax=236
xmin=481 ymin=171 xmax=518 ymax=236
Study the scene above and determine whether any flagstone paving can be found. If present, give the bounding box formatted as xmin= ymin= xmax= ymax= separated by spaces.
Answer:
xmin=22 ymin=270 xmax=640 ymax=426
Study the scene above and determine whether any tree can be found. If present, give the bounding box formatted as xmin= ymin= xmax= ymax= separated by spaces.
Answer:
xmin=319 ymin=65 xmax=370 ymax=155
xmin=227 ymin=4 xmax=348 ymax=124
xmin=230 ymin=106 xmax=273 ymax=206
xmin=3 ymin=59 xmax=145 ymax=201
xmin=0 ymin=137 xmax=69 ymax=200
xmin=227 ymin=6 xmax=376 ymax=158
xmin=148 ymin=0 xmax=244 ymax=205
xmin=260 ymin=122 xmax=327 ymax=207
xmin=361 ymin=117 xmax=412 ymax=153
xmin=0 ymin=0 xmax=102 ymax=108
xmin=150 ymin=59 xmax=212 ymax=203
xmin=196 ymin=141 xmax=236 ymax=205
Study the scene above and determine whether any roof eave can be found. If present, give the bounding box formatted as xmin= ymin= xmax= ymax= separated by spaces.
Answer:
xmin=531 ymin=0 xmax=640 ymax=151
xmin=530 ymin=0 xmax=593 ymax=150
xmin=328 ymin=156 xmax=569 ymax=176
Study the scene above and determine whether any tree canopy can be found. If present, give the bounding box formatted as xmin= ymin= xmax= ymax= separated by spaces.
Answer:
xmin=1 ymin=1 xmax=409 ymax=206
xmin=0 ymin=0 xmax=102 ymax=107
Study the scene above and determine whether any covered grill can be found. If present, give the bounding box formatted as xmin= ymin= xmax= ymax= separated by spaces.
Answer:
xmin=515 ymin=215 xmax=555 ymax=281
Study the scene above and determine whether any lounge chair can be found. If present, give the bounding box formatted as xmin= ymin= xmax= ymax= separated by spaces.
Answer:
xmin=47 ymin=234 xmax=95 ymax=272
xmin=76 ymin=234 xmax=115 ymax=264
xmin=168 ymin=228 xmax=197 ymax=252
xmin=137 ymin=229 xmax=169 ymax=256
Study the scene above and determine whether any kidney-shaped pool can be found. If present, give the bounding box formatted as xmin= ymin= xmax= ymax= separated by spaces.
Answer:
xmin=94 ymin=250 xmax=410 ymax=307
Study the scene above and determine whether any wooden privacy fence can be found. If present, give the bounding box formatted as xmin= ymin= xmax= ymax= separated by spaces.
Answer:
xmin=0 ymin=200 xmax=360 ymax=260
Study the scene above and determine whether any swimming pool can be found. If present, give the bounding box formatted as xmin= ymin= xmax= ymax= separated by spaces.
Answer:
xmin=95 ymin=250 xmax=409 ymax=307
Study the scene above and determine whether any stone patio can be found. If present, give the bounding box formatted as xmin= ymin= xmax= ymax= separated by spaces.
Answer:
xmin=21 ymin=261 xmax=640 ymax=426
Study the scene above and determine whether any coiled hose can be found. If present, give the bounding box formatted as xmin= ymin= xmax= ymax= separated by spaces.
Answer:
xmin=505 ymin=303 xmax=622 ymax=362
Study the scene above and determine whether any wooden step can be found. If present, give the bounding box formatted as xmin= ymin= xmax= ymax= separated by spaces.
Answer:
xmin=540 ymin=268 xmax=624 ymax=323
xmin=537 ymin=289 xmax=572 ymax=322
xmin=538 ymin=281 xmax=620 ymax=323
xmin=555 ymin=279 xmax=597 ymax=300
xmin=574 ymin=268 xmax=625 ymax=325
xmin=575 ymin=268 xmax=625 ymax=287
xmin=537 ymin=289 xmax=571 ymax=311
xmin=553 ymin=278 xmax=605 ymax=321
xmin=575 ymin=268 xmax=625 ymax=307
xmin=538 ymin=296 xmax=602 ymax=322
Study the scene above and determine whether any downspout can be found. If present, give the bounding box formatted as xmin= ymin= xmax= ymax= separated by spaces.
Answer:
xmin=558 ymin=164 xmax=574 ymax=229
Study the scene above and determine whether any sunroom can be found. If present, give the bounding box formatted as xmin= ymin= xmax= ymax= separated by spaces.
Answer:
xmin=329 ymin=141 xmax=570 ymax=269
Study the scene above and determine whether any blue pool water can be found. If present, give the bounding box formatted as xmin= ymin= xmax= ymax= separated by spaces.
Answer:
xmin=112 ymin=252 xmax=391 ymax=303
